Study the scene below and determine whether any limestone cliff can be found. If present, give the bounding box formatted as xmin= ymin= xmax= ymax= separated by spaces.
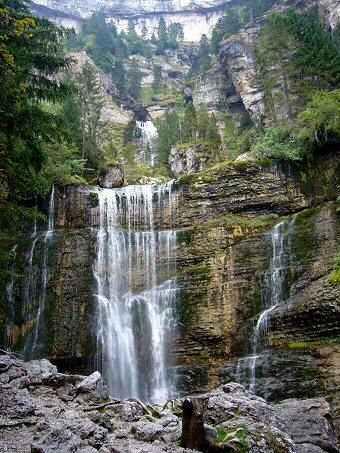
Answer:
xmin=217 ymin=0 xmax=340 ymax=120
xmin=31 ymin=0 xmax=230 ymax=41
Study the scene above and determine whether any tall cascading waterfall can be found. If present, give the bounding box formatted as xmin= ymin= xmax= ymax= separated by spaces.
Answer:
xmin=236 ymin=218 xmax=295 ymax=393
xmin=135 ymin=120 xmax=158 ymax=167
xmin=93 ymin=182 xmax=178 ymax=402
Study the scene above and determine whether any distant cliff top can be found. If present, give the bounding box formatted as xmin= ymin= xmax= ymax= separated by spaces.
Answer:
xmin=32 ymin=0 xmax=230 ymax=18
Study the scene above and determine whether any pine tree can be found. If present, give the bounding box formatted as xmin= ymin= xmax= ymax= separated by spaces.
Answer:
xmin=127 ymin=58 xmax=142 ymax=99
xmin=0 ymin=0 xmax=72 ymax=205
xmin=183 ymin=103 xmax=197 ymax=143
xmin=112 ymin=59 xmax=126 ymax=91
xmin=76 ymin=63 xmax=104 ymax=169
xmin=168 ymin=22 xmax=184 ymax=48
xmin=197 ymin=35 xmax=212 ymax=72
xmin=157 ymin=16 xmax=168 ymax=53
xmin=152 ymin=64 xmax=163 ymax=94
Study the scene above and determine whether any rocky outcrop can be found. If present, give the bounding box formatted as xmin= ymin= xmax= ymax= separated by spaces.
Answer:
xmin=99 ymin=164 xmax=124 ymax=188
xmin=217 ymin=0 xmax=340 ymax=120
xmin=193 ymin=66 xmax=250 ymax=131
xmin=169 ymin=144 xmax=214 ymax=177
xmin=1 ymin=355 xmax=338 ymax=452
xmin=70 ymin=51 xmax=134 ymax=123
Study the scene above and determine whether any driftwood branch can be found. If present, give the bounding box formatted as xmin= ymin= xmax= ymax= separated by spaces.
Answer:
xmin=0 ymin=420 xmax=37 ymax=428
xmin=83 ymin=397 xmax=152 ymax=416
xmin=0 ymin=348 xmax=22 ymax=359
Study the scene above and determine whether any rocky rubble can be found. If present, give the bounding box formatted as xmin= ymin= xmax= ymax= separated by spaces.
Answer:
xmin=0 ymin=354 xmax=338 ymax=452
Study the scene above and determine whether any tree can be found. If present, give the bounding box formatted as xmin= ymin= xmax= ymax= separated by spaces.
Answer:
xmin=298 ymin=89 xmax=340 ymax=145
xmin=197 ymin=109 xmax=210 ymax=139
xmin=255 ymin=9 xmax=340 ymax=120
xmin=127 ymin=58 xmax=142 ymax=99
xmin=168 ymin=22 xmax=184 ymax=48
xmin=155 ymin=109 xmax=181 ymax=166
xmin=157 ymin=16 xmax=168 ymax=53
xmin=76 ymin=63 xmax=104 ymax=169
xmin=183 ymin=103 xmax=197 ymax=142
xmin=197 ymin=35 xmax=211 ymax=72
xmin=211 ymin=9 xmax=242 ymax=53
xmin=112 ymin=58 xmax=126 ymax=91
xmin=0 ymin=0 xmax=72 ymax=207
xmin=152 ymin=64 xmax=163 ymax=94
xmin=207 ymin=113 xmax=221 ymax=145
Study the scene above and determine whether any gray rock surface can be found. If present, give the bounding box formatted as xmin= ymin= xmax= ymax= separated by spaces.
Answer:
xmin=0 ymin=355 xmax=338 ymax=452
xmin=99 ymin=164 xmax=124 ymax=189
xmin=276 ymin=398 xmax=339 ymax=453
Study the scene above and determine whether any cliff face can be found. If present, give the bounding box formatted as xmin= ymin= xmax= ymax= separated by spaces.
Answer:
xmin=217 ymin=0 xmax=340 ymax=120
xmin=1 ymin=151 xmax=339 ymax=439
xmin=31 ymin=0 xmax=230 ymax=41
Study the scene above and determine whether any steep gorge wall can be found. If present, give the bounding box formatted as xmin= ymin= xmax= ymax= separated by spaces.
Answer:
xmin=31 ymin=0 xmax=231 ymax=41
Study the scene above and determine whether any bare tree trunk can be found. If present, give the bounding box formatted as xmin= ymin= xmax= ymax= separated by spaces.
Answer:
xmin=181 ymin=398 xmax=235 ymax=452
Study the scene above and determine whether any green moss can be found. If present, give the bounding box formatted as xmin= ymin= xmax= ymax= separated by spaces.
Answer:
xmin=214 ymin=424 xmax=249 ymax=452
xmin=257 ymin=157 xmax=272 ymax=167
xmin=186 ymin=263 xmax=212 ymax=284
xmin=328 ymin=252 xmax=340 ymax=285
xmin=265 ymin=431 xmax=286 ymax=452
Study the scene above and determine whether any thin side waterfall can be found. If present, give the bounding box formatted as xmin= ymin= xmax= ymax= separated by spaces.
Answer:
xmin=3 ymin=245 xmax=18 ymax=350
xmin=237 ymin=218 xmax=295 ymax=393
xmin=31 ymin=185 xmax=55 ymax=356
xmin=94 ymin=183 xmax=178 ymax=402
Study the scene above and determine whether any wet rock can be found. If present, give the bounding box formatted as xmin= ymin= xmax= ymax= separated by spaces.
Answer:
xmin=31 ymin=421 xmax=82 ymax=453
xmin=99 ymin=164 xmax=124 ymax=189
xmin=0 ymin=388 xmax=37 ymax=418
xmin=76 ymin=371 xmax=109 ymax=402
xmin=131 ymin=418 xmax=165 ymax=442
xmin=276 ymin=398 xmax=339 ymax=453
xmin=26 ymin=359 xmax=58 ymax=384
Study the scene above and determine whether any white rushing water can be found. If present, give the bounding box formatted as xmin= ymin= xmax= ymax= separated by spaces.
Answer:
xmin=94 ymin=183 xmax=178 ymax=402
xmin=135 ymin=121 xmax=158 ymax=167
xmin=237 ymin=218 xmax=295 ymax=393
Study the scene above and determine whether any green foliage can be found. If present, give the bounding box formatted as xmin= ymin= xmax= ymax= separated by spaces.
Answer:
xmin=251 ymin=127 xmax=306 ymax=160
xmin=126 ymin=58 xmax=142 ymax=99
xmin=297 ymin=89 xmax=340 ymax=145
xmin=256 ymin=9 xmax=340 ymax=119
xmin=183 ymin=103 xmax=197 ymax=142
xmin=211 ymin=0 xmax=278 ymax=53
xmin=328 ymin=253 xmax=340 ymax=285
xmin=152 ymin=64 xmax=163 ymax=94
xmin=155 ymin=16 xmax=184 ymax=53
xmin=155 ymin=109 xmax=182 ymax=166
xmin=0 ymin=0 xmax=73 ymax=236
xmin=76 ymin=62 xmax=105 ymax=168
xmin=156 ymin=16 xmax=168 ymax=53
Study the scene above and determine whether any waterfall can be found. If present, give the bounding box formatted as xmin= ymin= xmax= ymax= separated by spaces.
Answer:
xmin=135 ymin=121 xmax=158 ymax=167
xmin=3 ymin=245 xmax=18 ymax=350
xmin=93 ymin=183 xmax=178 ymax=402
xmin=237 ymin=218 xmax=295 ymax=393
xmin=29 ymin=185 xmax=55 ymax=356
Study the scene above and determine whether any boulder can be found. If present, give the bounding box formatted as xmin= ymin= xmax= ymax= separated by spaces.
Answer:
xmin=99 ymin=164 xmax=124 ymax=189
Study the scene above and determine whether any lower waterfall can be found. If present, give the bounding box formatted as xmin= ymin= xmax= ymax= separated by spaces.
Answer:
xmin=93 ymin=184 xmax=178 ymax=402
xmin=236 ymin=218 xmax=295 ymax=393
